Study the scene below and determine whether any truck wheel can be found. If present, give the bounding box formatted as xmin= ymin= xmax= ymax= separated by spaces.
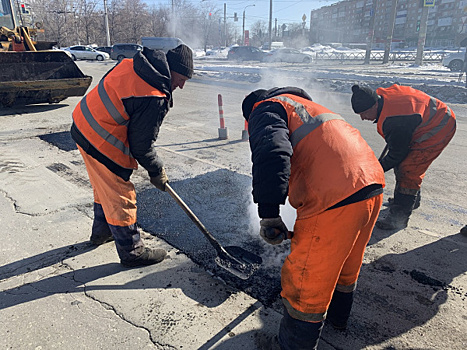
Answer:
xmin=449 ymin=59 xmax=464 ymax=72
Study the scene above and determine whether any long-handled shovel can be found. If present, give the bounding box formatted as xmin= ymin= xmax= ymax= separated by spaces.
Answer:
xmin=378 ymin=144 xmax=389 ymax=161
xmin=165 ymin=183 xmax=262 ymax=280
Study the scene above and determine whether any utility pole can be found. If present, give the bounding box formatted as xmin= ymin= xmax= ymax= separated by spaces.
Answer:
xmin=268 ymin=0 xmax=272 ymax=50
xmin=383 ymin=0 xmax=398 ymax=64
xmin=364 ymin=0 xmax=376 ymax=64
xmin=103 ymin=0 xmax=111 ymax=46
xmin=171 ymin=0 xmax=176 ymax=37
xmin=224 ymin=3 xmax=227 ymax=47
xmin=309 ymin=10 xmax=313 ymax=43
xmin=414 ymin=1 xmax=431 ymax=66
xmin=242 ymin=4 xmax=255 ymax=45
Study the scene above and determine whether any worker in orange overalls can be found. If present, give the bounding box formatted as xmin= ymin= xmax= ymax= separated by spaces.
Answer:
xmin=71 ymin=45 xmax=193 ymax=267
xmin=242 ymin=87 xmax=385 ymax=349
xmin=351 ymin=84 xmax=456 ymax=230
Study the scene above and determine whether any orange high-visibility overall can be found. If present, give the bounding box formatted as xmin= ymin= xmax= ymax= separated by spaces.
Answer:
xmin=377 ymin=85 xmax=456 ymax=194
xmin=252 ymin=94 xmax=385 ymax=321
xmin=72 ymin=59 xmax=166 ymax=226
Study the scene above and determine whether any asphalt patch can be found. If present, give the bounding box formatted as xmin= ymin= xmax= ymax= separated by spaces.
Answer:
xmin=39 ymin=131 xmax=77 ymax=151
xmin=137 ymin=168 xmax=285 ymax=306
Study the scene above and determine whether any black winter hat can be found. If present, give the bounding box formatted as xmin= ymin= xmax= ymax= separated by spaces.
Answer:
xmin=166 ymin=44 xmax=193 ymax=79
xmin=351 ymin=84 xmax=378 ymax=113
xmin=242 ymin=89 xmax=268 ymax=119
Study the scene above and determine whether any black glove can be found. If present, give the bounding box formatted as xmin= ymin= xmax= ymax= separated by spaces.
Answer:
xmin=150 ymin=168 xmax=169 ymax=191
xmin=259 ymin=217 xmax=289 ymax=245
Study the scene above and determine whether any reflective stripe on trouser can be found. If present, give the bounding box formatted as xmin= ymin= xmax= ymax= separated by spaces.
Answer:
xmin=78 ymin=145 xmax=143 ymax=259
xmin=281 ymin=194 xmax=383 ymax=322
xmin=395 ymin=131 xmax=455 ymax=195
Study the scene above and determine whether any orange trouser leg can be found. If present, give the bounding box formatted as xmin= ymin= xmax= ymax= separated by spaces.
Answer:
xmin=77 ymin=145 xmax=137 ymax=226
xmin=281 ymin=194 xmax=382 ymax=322
xmin=396 ymin=132 xmax=455 ymax=194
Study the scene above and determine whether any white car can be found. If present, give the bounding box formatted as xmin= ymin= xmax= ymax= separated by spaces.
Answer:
xmin=51 ymin=46 xmax=73 ymax=59
xmin=264 ymin=48 xmax=312 ymax=63
xmin=64 ymin=45 xmax=110 ymax=61
xmin=442 ymin=50 xmax=465 ymax=72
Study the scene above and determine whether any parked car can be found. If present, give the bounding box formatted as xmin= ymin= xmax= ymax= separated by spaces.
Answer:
xmin=110 ymin=43 xmax=143 ymax=61
xmin=264 ymin=48 xmax=312 ymax=63
xmin=96 ymin=46 xmax=112 ymax=55
xmin=227 ymin=46 xmax=265 ymax=61
xmin=63 ymin=46 xmax=110 ymax=61
xmin=52 ymin=46 xmax=73 ymax=59
xmin=442 ymin=50 xmax=466 ymax=71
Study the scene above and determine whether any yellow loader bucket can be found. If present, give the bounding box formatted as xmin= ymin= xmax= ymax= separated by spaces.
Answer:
xmin=0 ymin=50 xmax=92 ymax=107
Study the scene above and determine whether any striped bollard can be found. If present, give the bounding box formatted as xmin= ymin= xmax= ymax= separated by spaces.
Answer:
xmin=241 ymin=120 xmax=249 ymax=141
xmin=218 ymin=94 xmax=228 ymax=140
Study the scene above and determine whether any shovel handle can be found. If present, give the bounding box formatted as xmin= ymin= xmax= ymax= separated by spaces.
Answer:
xmin=165 ymin=183 xmax=225 ymax=254
xmin=378 ymin=144 xmax=389 ymax=162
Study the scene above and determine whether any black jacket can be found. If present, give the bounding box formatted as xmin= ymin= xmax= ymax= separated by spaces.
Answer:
xmin=376 ymin=98 xmax=422 ymax=172
xmin=246 ymin=87 xmax=311 ymax=218
xmin=71 ymin=47 xmax=173 ymax=181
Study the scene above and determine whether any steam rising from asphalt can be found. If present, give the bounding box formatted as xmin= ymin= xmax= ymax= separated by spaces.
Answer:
xmin=246 ymin=193 xmax=295 ymax=268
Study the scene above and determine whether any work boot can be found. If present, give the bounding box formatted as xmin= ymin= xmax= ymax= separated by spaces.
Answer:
xmin=326 ymin=290 xmax=354 ymax=330
xmin=376 ymin=205 xmax=411 ymax=230
xmin=109 ymin=223 xmax=167 ymax=267
xmin=387 ymin=190 xmax=421 ymax=210
xmin=376 ymin=191 xmax=416 ymax=230
xmin=120 ymin=247 xmax=167 ymax=267
xmin=278 ymin=308 xmax=323 ymax=350
xmin=90 ymin=203 xmax=114 ymax=245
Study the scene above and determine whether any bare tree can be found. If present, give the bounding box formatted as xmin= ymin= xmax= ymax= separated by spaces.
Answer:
xmin=250 ymin=20 xmax=267 ymax=47
xmin=75 ymin=0 xmax=100 ymax=45
xmin=30 ymin=0 xmax=228 ymax=49
xmin=147 ymin=5 xmax=170 ymax=37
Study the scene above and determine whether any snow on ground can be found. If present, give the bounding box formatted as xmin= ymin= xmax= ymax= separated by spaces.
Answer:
xmin=192 ymin=46 xmax=467 ymax=105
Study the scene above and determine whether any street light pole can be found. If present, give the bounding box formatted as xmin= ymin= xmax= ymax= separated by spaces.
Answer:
xmin=103 ymin=0 xmax=111 ymax=46
xmin=242 ymin=4 xmax=255 ymax=45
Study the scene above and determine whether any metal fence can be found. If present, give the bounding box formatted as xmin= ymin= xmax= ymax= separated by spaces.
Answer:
xmin=315 ymin=51 xmax=446 ymax=62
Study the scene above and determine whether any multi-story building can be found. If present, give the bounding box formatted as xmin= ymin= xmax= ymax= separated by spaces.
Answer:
xmin=310 ymin=0 xmax=467 ymax=48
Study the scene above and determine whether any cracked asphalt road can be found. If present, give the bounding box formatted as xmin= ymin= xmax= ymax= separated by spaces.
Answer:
xmin=0 ymin=60 xmax=466 ymax=349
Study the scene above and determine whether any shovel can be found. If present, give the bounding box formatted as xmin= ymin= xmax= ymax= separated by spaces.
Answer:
xmin=378 ymin=144 xmax=389 ymax=161
xmin=165 ymin=183 xmax=262 ymax=280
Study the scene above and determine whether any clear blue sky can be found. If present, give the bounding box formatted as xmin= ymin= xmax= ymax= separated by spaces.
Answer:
xmin=143 ymin=0 xmax=337 ymax=30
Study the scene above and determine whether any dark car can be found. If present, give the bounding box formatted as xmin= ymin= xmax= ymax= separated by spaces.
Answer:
xmin=110 ymin=43 xmax=143 ymax=61
xmin=227 ymin=46 xmax=265 ymax=61
xmin=96 ymin=46 xmax=112 ymax=55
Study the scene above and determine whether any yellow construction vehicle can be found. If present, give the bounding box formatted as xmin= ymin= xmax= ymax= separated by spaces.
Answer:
xmin=0 ymin=0 xmax=92 ymax=107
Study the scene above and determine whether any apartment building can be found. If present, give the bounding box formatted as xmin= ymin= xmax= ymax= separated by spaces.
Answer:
xmin=310 ymin=0 xmax=467 ymax=48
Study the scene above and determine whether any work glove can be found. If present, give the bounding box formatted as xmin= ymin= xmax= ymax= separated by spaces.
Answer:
xmin=150 ymin=168 xmax=169 ymax=191
xmin=259 ymin=217 xmax=289 ymax=245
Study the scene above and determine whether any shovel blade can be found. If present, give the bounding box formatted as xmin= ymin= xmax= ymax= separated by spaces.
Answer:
xmin=215 ymin=246 xmax=262 ymax=280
